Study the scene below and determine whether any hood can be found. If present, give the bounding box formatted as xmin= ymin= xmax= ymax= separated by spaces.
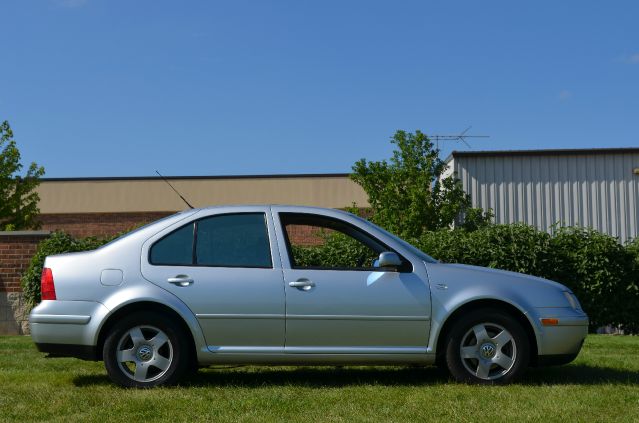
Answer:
xmin=425 ymin=262 xmax=572 ymax=308
xmin=442 ymin=263 xmax=568 ymax=291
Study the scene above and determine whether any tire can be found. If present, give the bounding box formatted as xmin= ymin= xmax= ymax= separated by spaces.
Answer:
xmin=103 ymin=312 xmax=190 ymax=388
xmin=445 ymin=308 xmax=530 ymax=384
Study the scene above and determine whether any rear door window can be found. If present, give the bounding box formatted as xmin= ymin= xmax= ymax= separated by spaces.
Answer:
xmin=196 ymin=214 xmax=271 ymax=268
xmin=149 ymin=213 xmax=272 ymax=268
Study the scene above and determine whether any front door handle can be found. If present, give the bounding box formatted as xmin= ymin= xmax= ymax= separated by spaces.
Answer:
xmin=288 ymin=279 xmax=315 ymax=291
xmin=167 ymin=275 xmax=194 ymax=287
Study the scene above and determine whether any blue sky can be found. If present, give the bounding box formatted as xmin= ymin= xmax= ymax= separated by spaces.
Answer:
xmin=2 ymin=0 xmax=638 ymax=177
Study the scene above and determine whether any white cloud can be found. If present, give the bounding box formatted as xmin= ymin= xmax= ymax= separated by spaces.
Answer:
xmin=558 ymin=90 xmax=572 ymax=101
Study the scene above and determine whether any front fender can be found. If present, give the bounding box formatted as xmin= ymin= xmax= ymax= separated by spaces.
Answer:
xmin=425 ymin=263 xmax=546 ymax=354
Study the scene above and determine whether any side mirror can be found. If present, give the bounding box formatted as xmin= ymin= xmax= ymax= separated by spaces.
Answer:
xmin=377 ymin=251 xmax=402 ymax=270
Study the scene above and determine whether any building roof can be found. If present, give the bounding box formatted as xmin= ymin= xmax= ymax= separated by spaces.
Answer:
xmin=445 ymin=147 xmax=639 ymax=163
xmin=40 ymin=173 xmax=351 ymax=182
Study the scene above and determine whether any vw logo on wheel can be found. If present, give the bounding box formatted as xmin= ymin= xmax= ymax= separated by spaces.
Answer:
xmin=480 ymin=343 xmax=496 ymax=359
xmin=137 ymin=346 xmax=153 ymax=362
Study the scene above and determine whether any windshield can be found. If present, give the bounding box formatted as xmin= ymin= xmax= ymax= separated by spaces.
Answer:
xmin=350 ymin=214 xmax=438 ymax=263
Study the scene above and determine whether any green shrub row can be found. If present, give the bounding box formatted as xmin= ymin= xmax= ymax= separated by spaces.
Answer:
xmin=414 ymin=225 xmax=639 ymax=333
xmin=21 ymin=225 xmax=639 ymax=333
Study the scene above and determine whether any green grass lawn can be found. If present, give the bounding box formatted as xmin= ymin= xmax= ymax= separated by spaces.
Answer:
xmin=1 ymin=335 xmax=638 ymax=422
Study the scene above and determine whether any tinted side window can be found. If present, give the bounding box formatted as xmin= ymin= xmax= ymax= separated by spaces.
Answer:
xmin=150 ymin=223 xmax=194 ymax=265
xmin=196 ymin=214 xmax=271 ymax=268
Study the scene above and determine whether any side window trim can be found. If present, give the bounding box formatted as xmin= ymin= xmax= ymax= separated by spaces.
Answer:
xmin=191 ymin=221 xmax=198 ymax=265
xmin=149 ymin=212 xmax=273 ymax=269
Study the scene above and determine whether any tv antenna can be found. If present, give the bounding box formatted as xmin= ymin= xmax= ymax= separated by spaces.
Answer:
xmin=430 ymin=126 xmax=489 ymax=149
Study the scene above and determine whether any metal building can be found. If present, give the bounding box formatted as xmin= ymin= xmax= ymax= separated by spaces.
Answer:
xmin=444 ymin=148 xmax=639 ymax=243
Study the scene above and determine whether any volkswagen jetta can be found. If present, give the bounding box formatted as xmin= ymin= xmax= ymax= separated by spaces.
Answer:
xmin=30 ymin=205 xmax=588 ymax=387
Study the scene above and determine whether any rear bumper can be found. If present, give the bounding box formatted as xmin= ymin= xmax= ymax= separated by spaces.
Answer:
xmin=35 ymin=343 xmax=99 ymax=361
xmin=29 ymin=300 xmax=109 ymax=353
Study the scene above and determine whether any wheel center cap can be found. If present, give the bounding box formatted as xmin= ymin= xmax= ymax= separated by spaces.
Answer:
xmin=479 ymin=343 xmax=496 ymax=359
xmin=137 ymin=345 xmax=153 ymax=362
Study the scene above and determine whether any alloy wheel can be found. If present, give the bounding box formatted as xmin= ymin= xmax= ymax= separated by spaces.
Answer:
xmin=459 ymin=322 xmax=517 ymax=380
xmin=115 ymin=325 xmax=174 ymax=383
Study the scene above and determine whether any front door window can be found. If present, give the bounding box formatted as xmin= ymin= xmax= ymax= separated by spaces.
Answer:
xmin=281 ymin=213 xmax=406 ymax=271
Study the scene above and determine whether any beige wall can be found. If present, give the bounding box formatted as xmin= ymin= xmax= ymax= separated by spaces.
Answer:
xmin=36 ymin=175 xmax=369 ymax=213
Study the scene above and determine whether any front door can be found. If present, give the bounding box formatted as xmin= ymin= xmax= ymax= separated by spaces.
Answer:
xmin=141 ymin=209 xmax=285 ymax=351
xmin=273 ymin=210 xmax=431 ymax=353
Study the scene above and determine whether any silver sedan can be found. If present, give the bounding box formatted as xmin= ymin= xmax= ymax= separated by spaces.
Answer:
xmin=30 ymin=205 xmax=588 ymax=387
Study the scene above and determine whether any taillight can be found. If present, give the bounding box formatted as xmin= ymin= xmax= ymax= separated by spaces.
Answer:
xmin=41 ymin=268 xmax=56 ymax=300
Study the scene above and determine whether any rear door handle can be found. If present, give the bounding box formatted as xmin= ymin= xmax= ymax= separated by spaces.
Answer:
xmin=288 ymin=280 xmax=315 ymax=291
xmin=167 ymin=275 xmax=194 ymax=287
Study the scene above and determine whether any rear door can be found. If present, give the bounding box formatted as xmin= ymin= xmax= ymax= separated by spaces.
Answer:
xmin=141 ymin=207 xmax=285 ymax=351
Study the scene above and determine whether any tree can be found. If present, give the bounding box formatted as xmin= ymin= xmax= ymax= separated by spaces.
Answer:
xmin=351 ymin=129 xmax=491 ymax=238
xmin=0 ymin=121 xmax=45 ymax=230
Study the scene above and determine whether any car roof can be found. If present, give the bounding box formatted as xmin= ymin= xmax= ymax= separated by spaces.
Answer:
xmin=196 ymin=204 xmax=351 ymax=214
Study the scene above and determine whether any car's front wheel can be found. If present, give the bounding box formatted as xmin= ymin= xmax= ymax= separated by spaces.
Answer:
xmin=103 ymin=312 xmax=189 ymax=388
xmin=445 ymin=309 xmax=530 ymax=384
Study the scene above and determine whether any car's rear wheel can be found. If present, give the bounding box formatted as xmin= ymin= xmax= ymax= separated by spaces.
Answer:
xmin=103 ymin=312 xmax=189 ymax=388
xmin=445 ymin=309 xmax=530 ymax=384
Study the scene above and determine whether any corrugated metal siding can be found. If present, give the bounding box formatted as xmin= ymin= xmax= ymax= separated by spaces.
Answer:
xmin=454 ymin=152 xmax=639 ymax=243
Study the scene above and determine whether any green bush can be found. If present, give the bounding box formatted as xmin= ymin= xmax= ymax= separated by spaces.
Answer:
xmin=416 ymin=224 xmax=552 ymax=276
xmin=627 ymin=238 xmax=639 ymax=267
xmin=21 ymin=231 xmax=116 ymax=309
xmin=291 ymin=232 xmax=377 ymax=269
xmin=20 ymin=224 xmax=639 ymax=333
xmin=546 ymin=228 xmax=638 ymax=331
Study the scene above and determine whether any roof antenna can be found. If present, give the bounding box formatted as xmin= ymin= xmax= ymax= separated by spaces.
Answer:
xmin=155 ymin=170 xmax=195 ymax=209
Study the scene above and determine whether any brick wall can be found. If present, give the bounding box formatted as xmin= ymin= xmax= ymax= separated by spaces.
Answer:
xmin=0 ymin=232 xmax=49 ymax=293
xmin=0 ymin=232 xmax=50 ymax=335
xmin=286 ymin=224 xmax=334 ymax=246
xmin=38 ymin=211 xmax=175 ymax=238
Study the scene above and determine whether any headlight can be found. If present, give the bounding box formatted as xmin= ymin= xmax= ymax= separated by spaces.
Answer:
xmin=563 ymin=291 xmax=582 ymax=310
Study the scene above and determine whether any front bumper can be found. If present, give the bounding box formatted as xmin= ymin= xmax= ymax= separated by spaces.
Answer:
xmin=29 ymin=300 xmax=109 ymax=358
xmin=534 ymin=307 xmax=588 ymax=359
